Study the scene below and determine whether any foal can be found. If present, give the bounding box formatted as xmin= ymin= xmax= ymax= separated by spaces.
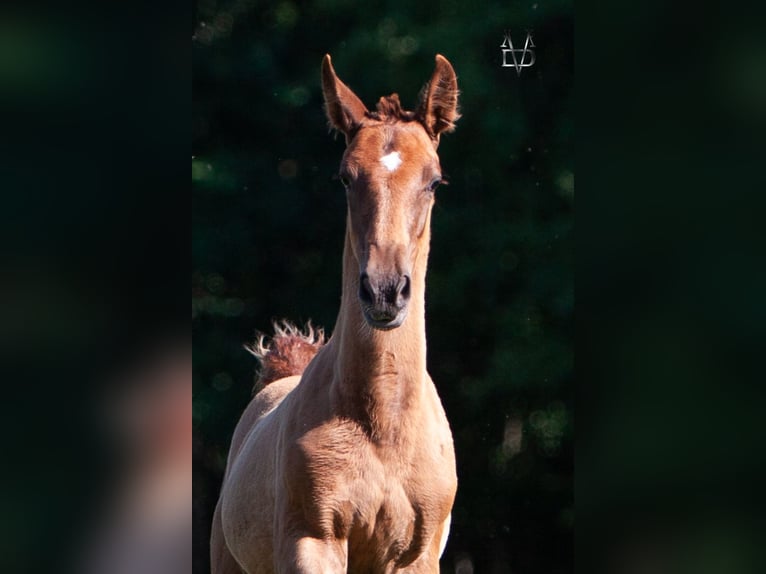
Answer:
xmin=211 ymin=54 xmax=460 ymax=574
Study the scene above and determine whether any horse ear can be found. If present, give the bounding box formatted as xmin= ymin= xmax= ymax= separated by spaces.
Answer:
xmin=417 ymin=54 xmax=460 ymax=141
xmin=321 ymin=54 xmax=368 ymax=139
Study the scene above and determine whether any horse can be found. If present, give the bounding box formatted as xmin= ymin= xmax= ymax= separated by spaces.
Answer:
xmin=211 ymin=53 xmax=460 ymax=574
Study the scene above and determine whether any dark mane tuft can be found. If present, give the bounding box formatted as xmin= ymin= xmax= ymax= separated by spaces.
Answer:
xmin=365 ymin=94 xmax=417 ymax=123
xmin=246 ymin=320 xmax=325 ymax=392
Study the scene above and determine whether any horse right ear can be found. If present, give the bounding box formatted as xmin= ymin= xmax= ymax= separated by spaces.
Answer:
xmin=417 ymin=54 xmax=460 ymax=142
xmin=322 ymin=55 xmax=368 ymax=140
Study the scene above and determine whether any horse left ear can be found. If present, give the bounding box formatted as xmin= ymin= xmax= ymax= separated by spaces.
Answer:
xmin=417 ymin=54 xmax=460 ymax=141
xmin=322 ymin=54 xmax=369 ymax=140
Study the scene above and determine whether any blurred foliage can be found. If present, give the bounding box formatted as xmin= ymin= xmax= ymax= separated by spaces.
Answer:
xmin=193 ymin=1 xmax=572 ymax=572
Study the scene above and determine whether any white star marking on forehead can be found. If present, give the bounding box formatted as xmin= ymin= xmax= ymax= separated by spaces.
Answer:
xmin=380 ymin=151 xmax=402 ymax=172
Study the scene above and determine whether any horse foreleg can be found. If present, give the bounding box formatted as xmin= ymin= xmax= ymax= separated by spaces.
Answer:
xmin=398 ymin=515 xmax=452 ymax=574
xmin=210 ymin=497 xmax=245 ymax=574
xmin=275 ymin=533 xmax=347 ymax=574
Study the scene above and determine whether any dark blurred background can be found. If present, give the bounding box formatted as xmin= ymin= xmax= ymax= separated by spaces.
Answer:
xmin=0 ymin=4 xmax=189 ymax=574
xmin=192 ymin=1 xmax=573 ymax=573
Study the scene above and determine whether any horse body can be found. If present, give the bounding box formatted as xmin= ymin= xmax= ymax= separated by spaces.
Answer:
xmin=212 ymin=54 xmax=460 ymax=574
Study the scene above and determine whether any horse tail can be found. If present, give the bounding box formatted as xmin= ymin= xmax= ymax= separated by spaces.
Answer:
xmin=246 ymin=320 xmax=326 ymax=390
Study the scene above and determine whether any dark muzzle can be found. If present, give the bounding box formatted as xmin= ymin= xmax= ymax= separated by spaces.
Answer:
xmin=358 ymin=272 xmax=411 ymax=330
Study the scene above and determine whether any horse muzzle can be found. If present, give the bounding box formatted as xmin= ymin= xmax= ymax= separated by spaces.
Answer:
xmin=358 ymin=272 xmax=411 ymax=330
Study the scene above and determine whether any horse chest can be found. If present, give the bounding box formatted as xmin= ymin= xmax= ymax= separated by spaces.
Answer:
xmin=320 ymin=443 xmax=452 ymax=570
xmin=286 ymin=411 xmax=455 ymax=569
xmin=343 ymin=472 xmax=446 ymax=571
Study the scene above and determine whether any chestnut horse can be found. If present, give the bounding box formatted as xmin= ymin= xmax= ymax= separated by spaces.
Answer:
xmin=211 ymin=54 xmax=460 ymax=574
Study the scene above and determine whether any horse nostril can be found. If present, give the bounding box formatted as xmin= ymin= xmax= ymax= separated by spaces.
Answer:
xmin=359 ymin=273 xmax=375 ymax=305
xmin=397 ymin=275 xmax=411 ymax=304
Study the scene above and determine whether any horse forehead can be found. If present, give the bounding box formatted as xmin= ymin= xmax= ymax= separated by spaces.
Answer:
xmin=349 ymin=124 xmax=436 ymax=169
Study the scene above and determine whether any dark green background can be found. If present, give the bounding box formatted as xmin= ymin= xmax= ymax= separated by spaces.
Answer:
xmin=193 ymin=1 xmax=573 ymax=572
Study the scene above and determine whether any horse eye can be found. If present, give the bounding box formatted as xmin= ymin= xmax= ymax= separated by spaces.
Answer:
xmin=427 ymin=178 xmax=442 ymax=192
xmin=339 ymin=174 xmax=351 ymax=188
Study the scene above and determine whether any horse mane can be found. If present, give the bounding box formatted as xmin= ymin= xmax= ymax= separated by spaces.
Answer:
xmin=365 ymin=94 xmax=417 ymax=123
xmin=246 ymin=320 xmax=325 ymax=391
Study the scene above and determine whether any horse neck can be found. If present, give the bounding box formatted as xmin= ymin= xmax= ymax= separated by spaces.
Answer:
xmin=328 ymin=223 xmax=430 ymax=441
